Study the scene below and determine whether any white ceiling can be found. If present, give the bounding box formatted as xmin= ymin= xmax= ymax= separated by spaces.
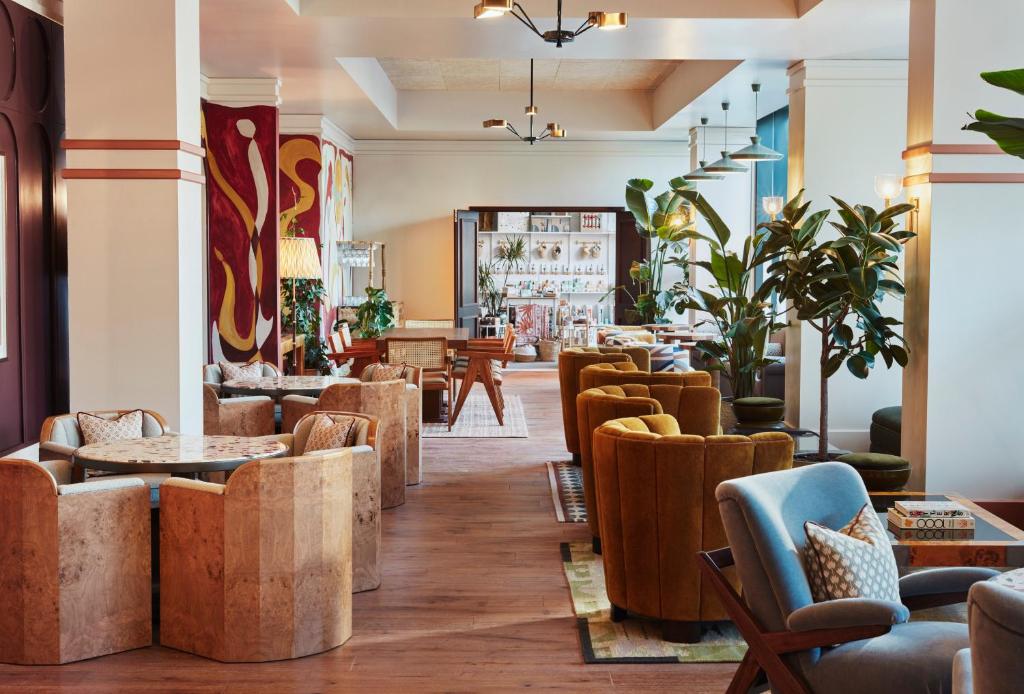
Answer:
xmin=199 ymin=0 xmax=910 ymax=141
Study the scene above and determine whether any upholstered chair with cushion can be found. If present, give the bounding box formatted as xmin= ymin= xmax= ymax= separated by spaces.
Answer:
xmin=0 ymin=459 xmax=151 ymax=664
xmin=557 ymin=348 xmax=641 ymax=463
xmin=706 ymin=462 xmax=998 ymax=694
xmin=159 ymin=453 xmax=352 ymax=662
xmin=272 ymin=411 xmax=382 ymax=593
xmin=577 ymin=384 xmax=722 ymax=553
xmin=202 ymin=385 xmax=275 ymax=437
xmin=579 ymin=361 xmax=713 ymax=392
xmin=360 ymin=363 xmax=423 ymax=486
xmin=203 ymin=361 xmax=280 ymax=393
xmin=592 ymin=416 xmax=793 ymax=642
xmin=953 ymin=580 xmax=1024 ymax=694
xmin=281 ymin=380 xmax=408 ymax=508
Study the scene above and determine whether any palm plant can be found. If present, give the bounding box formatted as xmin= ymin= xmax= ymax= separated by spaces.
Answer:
xmin=964 ymin=68 xmax=1024 ymax=158
xmin=760 ymin=191 xmax=916 ymax=459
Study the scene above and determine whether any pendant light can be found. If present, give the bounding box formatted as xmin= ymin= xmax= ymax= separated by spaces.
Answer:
xmin=482 ymin=59 xmax=565 ymax=144
xmin=704 ymin=102 xmax=748 ymax=175
xmin=730 ymin=83 xmax=783 ymax=162
xmin=684 ymin=117 xmax=724 ymax=181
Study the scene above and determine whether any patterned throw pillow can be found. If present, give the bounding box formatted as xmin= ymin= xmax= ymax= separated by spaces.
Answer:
xmin=304 ymin=414 xmax=358 ymax=452
xmin=220 ymin=361 xmax=263 ymax=381
xmin=78 ymin=410 xmax=145 ymax=445
xmin=361 ymin=363 xmax=408 ymax=383
xmin=804 ymin=503 xmax=901 ymax=602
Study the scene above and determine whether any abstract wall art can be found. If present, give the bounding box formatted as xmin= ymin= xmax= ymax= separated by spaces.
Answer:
xmin=279 ymin=134 xmax=322 ymax=245
xmin=202 ymin=101 xmax=280 ymax=366
xmin=321 ymin=140 xmax=353 ymax=329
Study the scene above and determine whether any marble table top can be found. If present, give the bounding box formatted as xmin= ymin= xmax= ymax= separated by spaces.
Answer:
xmin=73 ymin=434 xmax=287 ymax=473
xmin=991 ymin=567 xmax=1024 ymax=592
xmin=221 ymin=375 xmax=358 ymax=396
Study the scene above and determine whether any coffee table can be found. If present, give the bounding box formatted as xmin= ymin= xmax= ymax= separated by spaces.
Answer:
xmin=870 ymin=492 xmax=1024 ymax=567
xmin=220 ymin=375 xmax=358 ymax=398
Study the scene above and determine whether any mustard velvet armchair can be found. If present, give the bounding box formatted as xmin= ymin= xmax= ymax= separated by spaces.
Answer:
xmin=577 ymin=383 xmax=721 ymax=553
xmin=592 ymin=415 xmax=793 ymax=643
xmin=558 ymin=348 xmax=645 ymax=463
xmin=579 ymin=361 xmax=713 ymax=392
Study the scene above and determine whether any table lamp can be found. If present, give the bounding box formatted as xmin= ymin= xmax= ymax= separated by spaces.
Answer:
xmin=279 ymin=236 xmax=322 ymax=371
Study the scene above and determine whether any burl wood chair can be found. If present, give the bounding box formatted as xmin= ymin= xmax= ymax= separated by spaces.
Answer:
xmin=359 ymin=363 xmax=424 ymax=486
xmin=451 ymin=331 xmax=515 ymax=425
xmin=557 ymin=347 xmax=641 ymax=464
xmin=954 ymin=580 xmax=1024 ymax=694
xmin=203 ymin=361 xmax=280 ymax=393
xmin=159 ymin=452 xmax=353 ymax=663
xmin=385 ymin=336 xmax=454 ymax=432
xmin=578 ymin=361 xmax=713 ymax=391
xmin=0 ymin=459 xmax=151 ymax=665
xmin=203 ymin=384 xmax=275 ymax=437
xmin=282 ymin=380 xmax=409 ymax=508
xmin=327 ymin=323 xmax=382 ymax=378
xmin=705 ymin=462 xmax=998 ymax=694
xmin=577 ymin=383 xmax=721 ymax=553
xmin=593 ymin=416 xmax=793 ymax=643
xmin=273 ymin=411 xmax=382 ymax=593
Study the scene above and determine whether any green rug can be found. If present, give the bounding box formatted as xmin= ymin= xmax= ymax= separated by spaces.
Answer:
xmin=560 ymin=541 xmax=747 ymax=664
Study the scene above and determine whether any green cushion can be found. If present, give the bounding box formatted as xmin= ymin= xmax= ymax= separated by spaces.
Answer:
xmin=838 ymin=452 xmax=910 ymax=471
xmin=733 ymin=397 xmax=785 ymax=407
xmin=871 ymin=406 xmax=902 ymax=432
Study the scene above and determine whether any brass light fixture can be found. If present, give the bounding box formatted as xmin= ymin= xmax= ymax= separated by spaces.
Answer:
xmin=704 ymin=102 xmax=748 ymax=176
xmin=684 ymin=117 xmax=725 ymax=182
xmin=483 ymin=59 xmax=566 ymax=144
xmin=473 ymin=1 xmax=627 ymax=48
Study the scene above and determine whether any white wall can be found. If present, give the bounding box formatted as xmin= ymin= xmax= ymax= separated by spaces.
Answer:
xmin=354 ymin=140 xmax=709 ymax=320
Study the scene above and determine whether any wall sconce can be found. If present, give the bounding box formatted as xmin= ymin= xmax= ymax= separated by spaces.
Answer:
xmin=908 ymin=196 xmax=920 ymax=233
xmin=874 ymin=174 xmax=903 ymax=208
xmin=762 ymin=196 xmax=785 ymax=220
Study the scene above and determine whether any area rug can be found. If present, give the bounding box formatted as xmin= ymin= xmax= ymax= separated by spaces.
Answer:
xmin=423 ymin=393 xmax=529 ymax=438
xmin=546 ymin=461 xmax=586 ymax=523
xmin=561 ymin=541 xmax=747 ymax=664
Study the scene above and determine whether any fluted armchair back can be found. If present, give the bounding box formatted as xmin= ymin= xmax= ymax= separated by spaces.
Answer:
xmin=593 ymin=415 xmax=793 ymax=628
xmin=577 ymin=384 xmax=721 ymax=548
xmin=558 ymin=348 xmax=639 ymax=459
xmin=579 ymin=362 xmax=712 ymax=391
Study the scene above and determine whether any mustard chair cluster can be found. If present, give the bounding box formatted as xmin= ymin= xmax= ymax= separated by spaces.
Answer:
xmin=593 ymin=415 xmax=794 ymax=642
xmin=576 ymin=381 xmax=721 ymax=553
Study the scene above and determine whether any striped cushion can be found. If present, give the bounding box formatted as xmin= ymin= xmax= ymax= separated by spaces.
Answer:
xmin=646 ymin=344 xmax=677 ymax=372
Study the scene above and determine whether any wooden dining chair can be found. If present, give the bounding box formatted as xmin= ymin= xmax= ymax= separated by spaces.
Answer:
xmin=326 ymin=323 xmax=382 ymax=377
xmin=385 ymin=337 xmax=453 ymax=431
xmin=451 ymin=330 xmax=515 ymax=425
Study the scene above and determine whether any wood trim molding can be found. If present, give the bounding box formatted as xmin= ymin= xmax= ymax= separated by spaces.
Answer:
xmin=902 ymin=143 xmax=1004 ymax=159
xmin=61 ymin=139 xmax=206 ymax=157
xmin=904 ymin=172 xmax=1024 ymax=186
xmin=62 ymin=169 xmax=206 ymax=184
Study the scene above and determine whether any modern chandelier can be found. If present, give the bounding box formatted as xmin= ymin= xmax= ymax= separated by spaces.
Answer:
xmin=483 ymin=59 xmax=565 ymax=144
xmin=473 ymin=1 xmax=627 ymax=48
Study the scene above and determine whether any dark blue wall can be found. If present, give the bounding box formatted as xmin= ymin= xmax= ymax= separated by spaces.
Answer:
xmin=754 ymin=106 xmax=789 ymax=228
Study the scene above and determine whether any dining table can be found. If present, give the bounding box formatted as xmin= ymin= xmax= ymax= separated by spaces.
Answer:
xmin=377 ymin=327 xmax=471 ymax=423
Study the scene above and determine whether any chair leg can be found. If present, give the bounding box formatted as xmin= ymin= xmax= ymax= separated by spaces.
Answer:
xmin=610 ymin=604 xmax=627 ymax=623
xmin=447 ymin=373 xmax=454 ymax=431
xmin=451 ymin=359 xmax=481 ymax=426
xmin=479 ymin=362 xmax=504 ymax=426
xmin=662 ymin=620 xmax=701 ymax=644
xmin=592 ymin=535 xmax=602 ymax=555
xmin=727 ymin=652 xmax=764 ymax=694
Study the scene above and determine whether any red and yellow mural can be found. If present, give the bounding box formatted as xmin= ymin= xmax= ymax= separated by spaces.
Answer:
xmin=279 ymin=134 xmax=322 ymax=248
xmin=202 ymin=102 xmax=280 ymax=366
xmin=321 ymin=141 xmax=354 ymax=329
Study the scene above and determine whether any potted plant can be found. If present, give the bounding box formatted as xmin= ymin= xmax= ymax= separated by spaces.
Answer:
xmin=355 ymin=286 xmax=396 ymax=339
xmin=478 ymin=261 xmax=502 ymax=324
xmin=279 ymin=214 xmax=332 ymax=374
xmin=964 ymin=68 xmax=1024 ymax=158
xmin=760 ymin=191 xmax=916 ymax=459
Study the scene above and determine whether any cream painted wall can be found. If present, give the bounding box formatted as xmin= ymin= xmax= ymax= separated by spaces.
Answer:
xmin=353 ymin=140 xmax=704 ymax=321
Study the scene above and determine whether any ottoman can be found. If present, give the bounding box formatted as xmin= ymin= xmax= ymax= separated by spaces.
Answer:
xmin=838 ymin=452 xmax=911 ymax=491
xmin=732 ymin=397 xmax=785 ymax=426
xmin=870 ymin=405 xmax=902 ymax=455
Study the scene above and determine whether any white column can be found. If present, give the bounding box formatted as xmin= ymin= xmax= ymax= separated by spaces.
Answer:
xmin=786 ymin=60 xmax=909 ymax=452
xmin=902 ymin=0 xmax=1024 ymax=497
xmin=64 ymin=0 xmax=203 ymax=432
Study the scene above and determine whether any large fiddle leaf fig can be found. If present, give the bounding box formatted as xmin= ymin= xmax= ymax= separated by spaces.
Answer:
xmin=964 ymin=68 xmax=1024 ymax=158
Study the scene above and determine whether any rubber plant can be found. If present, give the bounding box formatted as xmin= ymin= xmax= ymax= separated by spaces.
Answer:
xmin=760 ymin=191 xmax=916 ymax=459
xmin=671 ymin=189 xmax=787 ymax=400
xmin=963 ymin=69 xmax=1024 ymax=158
xmin=615 ymin=176 xmax=693 ymax=324
xmin=279 ymin=215 xmax=332 ymax=374
xmin=355 ymin=286 xmax=396 ymax=339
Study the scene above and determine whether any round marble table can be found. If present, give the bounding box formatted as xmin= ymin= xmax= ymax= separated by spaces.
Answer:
xmin=72 ymin=434 xmax=288 ymax=477
xmin=991 ymin=567 xmax=1024 ymax=592
xmin=220 ymin=375 xmax=359 ymax=398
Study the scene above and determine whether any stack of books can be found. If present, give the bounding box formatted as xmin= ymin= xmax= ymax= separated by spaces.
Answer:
xmin=887 ymin=500 xmax=976 ymax=540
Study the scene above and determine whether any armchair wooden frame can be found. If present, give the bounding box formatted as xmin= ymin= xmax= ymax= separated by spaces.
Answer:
xmin=697 ymin=547 xmax=971 ymax=694
xmin=452 ymin=331 xmax=515 ymax=426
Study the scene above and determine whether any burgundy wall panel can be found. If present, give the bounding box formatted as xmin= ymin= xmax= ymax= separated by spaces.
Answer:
xmin=0 ymin=0 xmax=65 ymax=455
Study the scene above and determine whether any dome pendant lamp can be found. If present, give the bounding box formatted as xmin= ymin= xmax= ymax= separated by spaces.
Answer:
xmin=704 ymin=102 xmax=748 ymax=175
xmin=730 ymin=83 xmax=783 ymax=162
xmin=684 ymin=117 xmax=725 ymax=181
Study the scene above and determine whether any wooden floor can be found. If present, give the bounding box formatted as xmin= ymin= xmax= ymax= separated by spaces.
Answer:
xmin=0 ymin=371 xmax=735 ymax=692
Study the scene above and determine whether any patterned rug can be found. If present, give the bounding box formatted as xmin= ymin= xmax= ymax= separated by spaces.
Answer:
xmin=561 ymin=541 xmax=747 ymax=663
xmin=547 ymin=461 xmax=586 ymax=523
xmin=423 ymin=393 xmax=529 ymax=438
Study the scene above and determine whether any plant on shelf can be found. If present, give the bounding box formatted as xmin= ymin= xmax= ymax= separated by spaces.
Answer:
xmin=760 ymin=191 xmax=916 ymax=459
xmin=672 ymin=189 xmax=787 ymax=400
xmin=355 ymin=285 xmax=396 ymax=339
xmin=478 ymin=260 xmax=503 ymax=318
xmin=487 ymin=235 xmax=528 ymax=311
xmin=607 ymin=176 xmax=693 ymax=324
xmin=279 ymin=215 xmax=332 ymax=374
xmin=964 ymin=68 xmax=1024 ymax=158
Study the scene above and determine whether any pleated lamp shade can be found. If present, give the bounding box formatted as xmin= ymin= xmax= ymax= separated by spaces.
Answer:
xmin=279 ymin=237 xmax=322 ymax=280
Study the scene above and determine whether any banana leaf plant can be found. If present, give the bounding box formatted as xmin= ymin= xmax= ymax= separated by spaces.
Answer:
xmin=355 ymin=286 xmax=396 ymax=339
xmin=759 ymin=191 xmax=916 ymax=459
xmin=672 ymin=190 xmax=788 ymax=400
xmin=964 ymin=69 xmax=1024 ymax=158
xmin=608 ymin=176 xmax=693 ymax=324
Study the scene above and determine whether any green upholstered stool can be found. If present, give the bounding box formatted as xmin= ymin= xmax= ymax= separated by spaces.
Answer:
xmin=732 ymin=397 xmax=785 ymax=425
xmin=838 ymin=452 xmax=911 ymax=491
xmin=870 ymin=405 xmax=902 ymax=455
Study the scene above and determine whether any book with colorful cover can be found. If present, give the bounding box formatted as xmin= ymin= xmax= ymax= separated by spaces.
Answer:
xmin=887 ymin=508 xmax=975 ymax=530
xmin=888 ymin=525 xmax=976 ymax=541
xmin=893 ymin=500 xmax=972 ymax=518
